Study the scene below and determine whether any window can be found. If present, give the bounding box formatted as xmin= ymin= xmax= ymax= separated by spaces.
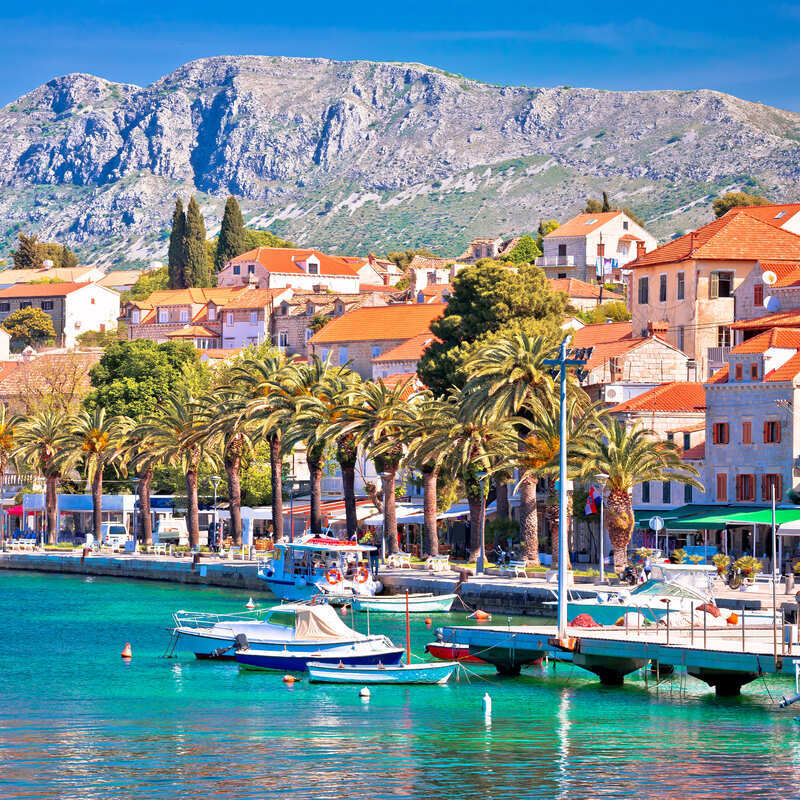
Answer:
xmin=638 ymin=276 xmax=649 ymax=304
xmin=320 ymin=348 xmax=330 ymax=362
xmin=179 ymin=310 xmax=188 ymax=322
xmin=158 ymin=310 xmax=168 ymax=323
xmin=623 ymin=220 xmax=629 ymax=230
xmin=372 ymin=345 xmax=382 ymax=359
xmin=677 ymin=272 xmax=685 ymax=300
xmin=709 ymin=270 xmax=734 ymax=299
xmin=417 ymin=292 xmax=425 ymax=304
xmin=208 ymin=307 xmax=216 ymax=321
xmin=775 ymin=211 xmax=787 ymax=219
xmin=751 ymin=362 xmax=759 ymax=380
xmin=678 ymin=326 xmax=685 ymax=352
xmin=308 ymin=262 xmax=319 ymax=275
xmin=248 ymin=265 xmax=255 ymax=274
xmin=683 ymin=432 xmax=691 ymax=450
xmin=734 ymin=363 xmax=743 ymax=381
xmin=19 ymin=302 xmax=31 ymax=309
xmin=0 ymin=303 xmax=9 ymax=313
xmin=304 ymin=328 xmax=313 ymax=342
xmin=278 ymin=331 xmax=288 ymax=347
xmin=763 ymin=474 xmax=783 ymax=501
xmin=684 ymin=484 xmax=693 ymax=503
xmin=717 ymin=326 xmax=732 ymax=348
xmin=557 ymin=273 xmax=567 ymax=279
xmin=764 ymin=420 xmax=781 ymax=443
xmin=227 ymin=313 xmax=233 ymax=325
xmin=742 ymin=421 xmax=752 ymax=444
xmin=659 ymin=274 xmax=667 ymax=302
xmin=736 ymin=474 xmax=756 ymax=502
xmin=712 ymin=422 xmax=729 ymax=444
xmin=233 ymin=265 xmax=241 ymax=275
xmin=716 ymin=473 xmax=728 ymax=502
xmin=41 ymin=300 xmax=54 ymax=311
xmin=662 ymin=481 xmax=671 ymax=504
xmin=754 ymin=284 xmax=763 ymax=307
xmin=131 ymin=309 xmax=140 ymax=324
xmin=338 ymin=346 xmax=348 ymax=366
xmin=250 ymin=312 xmax=257 ymax=324
xmin=641 ymin=481 xmax=650 ymax=503
xmin=667 ymin=432 xmax=674 ymax=443
xmin=558 ymin=244 xmax=567 ymax=259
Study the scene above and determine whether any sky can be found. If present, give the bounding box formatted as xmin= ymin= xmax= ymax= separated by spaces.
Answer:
xmin=2 ymin=1 xmax=800 ymax=111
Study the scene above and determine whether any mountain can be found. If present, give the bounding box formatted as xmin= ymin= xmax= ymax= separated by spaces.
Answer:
xmin=0 ymin=55 xmax=799 ymax=266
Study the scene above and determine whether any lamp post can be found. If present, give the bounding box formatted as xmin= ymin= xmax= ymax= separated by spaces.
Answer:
xmin=379 ymin=471 xmax=391 ymax=564
xmin=210 ymin=475 xmax=220 ymax=550
xmin=596 ymin=472 xmax=609 ymax=583
xmin=131 ymin=477 xmax=140 ymax=549
xmin=475 ymin=470 xmax=488 ymax=575
xmin=286 ymin=474 xmax=296 ymax=543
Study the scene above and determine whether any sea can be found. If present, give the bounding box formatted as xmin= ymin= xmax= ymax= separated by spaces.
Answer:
xmin=0 ymin=570 xmax=798 ymax=799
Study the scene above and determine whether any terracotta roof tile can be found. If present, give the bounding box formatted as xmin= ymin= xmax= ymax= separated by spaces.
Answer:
xmin=731 ymin=204 xmax=800 ymax=227
xmin=707 ymin=365 xmax=729 ymax=383
xmin=764 ymin=351 xmax=800 ymax=383
xmin=732 ymin=310 xmax=800 ymax=331
xmin=609 ymin=382 xmax=706 ymax=413
xmin=0 ymin=267 xmax=97 ymax=284
xmin=543 ymin=212 xmax=622 ymax=238
xmin=681 ymin=441 xmax=705 ymax=460
xmin=0 ymin=282 xmax=91 ymax=298
xmin=310 ymin=304 xmax=445 ymax=344
xmin=629 ymin=211 xmax=800 ymax=268
xmin=216 ymin=289 xmax=285 ymax=310
xmin=97 ymin=270 xmax=145 ymax=288
xmin=584 ymin=337 xmax=644 ymax=370
xmin=730 ymin=328 xmax=800 ymax=354
xmin=667 ymin=422 xmax=705 ymax=434
xmin=164 ymin=325 xmax=219 ymax=338
xmin=228 ymin=247 xmax=358 ymax=277
xmin=373 ymin=333 xmax=438 ymax=363
xmin=131 ymin=288 xmax=243 ymax=308
xmin=379 ymin=372 xmax=422 ymax=399
xmin=549 ymin=278 xmax=623 ymax=301
xmin=570 ymin=321 xmax=633 ymax=348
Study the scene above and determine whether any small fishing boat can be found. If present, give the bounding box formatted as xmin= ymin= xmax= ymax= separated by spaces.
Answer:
xmin=352 ymin=593 xmax=458 ymax=614
xmin=235 ymin=643 xmax=404 ymax=671
xmin=307 ymin=660 xmax=459 ymax=684
xmin=424 ymin=641 xmax=486 ymax=664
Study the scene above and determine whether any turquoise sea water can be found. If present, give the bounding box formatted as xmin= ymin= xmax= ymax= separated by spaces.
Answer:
xmin=1 ymin=571 xmax=800 ymax=800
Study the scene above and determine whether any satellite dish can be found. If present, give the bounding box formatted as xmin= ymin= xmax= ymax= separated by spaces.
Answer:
xmin=762 ymin=270 xmax=778 ymax=286
xmin=42 ymin=259 xmax=54 ymax=269
xmin=649 ymin=516 xmax=665 ymax=532
xmin=764 ymin=295 xmax=780 ymax=313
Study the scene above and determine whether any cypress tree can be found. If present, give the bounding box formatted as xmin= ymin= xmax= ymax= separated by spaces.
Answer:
xmin=12 ymin=233 xmax=42 ymax=269
xmin=215 ymin=196 xmax=245 ymax=272
xmin=183 ymin=196 xmax=210 ymax=288
xmin=167 ymin=199 xmax=186 ymax=289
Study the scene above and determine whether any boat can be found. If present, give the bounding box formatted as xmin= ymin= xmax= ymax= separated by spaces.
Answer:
xmin=352 ymin=593 xmax=458 ymax=613
xmin=424 ymin=641 xmax=487 ymax=664
xmin=235 ymin=642 xmax=404 ymax=671
xmin=171 ymin=602 xmax=403 ymax=663
xmin=306 ymin=660 xmax=458 ymax=684
xmin=257 ymin=534 xmax=382 ymax=604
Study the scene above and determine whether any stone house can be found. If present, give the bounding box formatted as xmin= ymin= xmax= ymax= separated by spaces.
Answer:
xmin=0 ymin=282 xmax=120 ymax=349
xmin=218 ymin=247 xmax=360 ymax=294
xmin=371 ymin=332 xmax=437 ymax=381
xmin=539 ymin=211 xmax=657 ymax=283
xmin=338 ymin=254 xmax=403 ymax=287
xmin=407 ymin=255 xmax=468 ymax=295
xmin=308 ymin=303 xmax=446 ymax=378
xmin=458 ymin=236 xmax=520 ymax=263
xmin=550 ymin=277 xmax=624 ymax=312
xmin=0 ymin=265 xmax=104 ymax=287
xmin=628 ymin=208 xmax=800 ymax=377
xmin=733 ymin=260 xmax=800 ymax=328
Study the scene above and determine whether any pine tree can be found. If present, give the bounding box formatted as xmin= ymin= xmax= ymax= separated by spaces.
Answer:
xmin=11 ymin=233 xmax=42 ymax=269
xmin=183 ymin=196 xmax=210 ymax=288
xmin=58 ymin=244 xmax=78 ymax=268
xmin=167 ymin=199 xmax=186 ymax=289
xmin=215 ymin=196 xmax=245 ymax=272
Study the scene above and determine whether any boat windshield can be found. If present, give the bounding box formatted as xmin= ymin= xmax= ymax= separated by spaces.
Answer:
xmin=267 ymin=611 xmax=297 ymax=627
xmin=630 ymin=579 xmax=707 ymax=601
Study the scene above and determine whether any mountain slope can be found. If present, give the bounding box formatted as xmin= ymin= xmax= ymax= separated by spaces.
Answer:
xmin=0 ymin=55 xmax=798 ymax=265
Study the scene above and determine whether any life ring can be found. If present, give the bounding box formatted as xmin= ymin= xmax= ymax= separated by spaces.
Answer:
xmin=326 ymin=568 xmax=342 ymax=585
xmin=356 ymin=566 xmax=369 ymax=584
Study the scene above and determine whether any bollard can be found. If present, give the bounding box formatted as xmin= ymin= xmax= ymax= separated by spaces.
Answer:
xmin=785 ymin=623 xmax=794 ymax=656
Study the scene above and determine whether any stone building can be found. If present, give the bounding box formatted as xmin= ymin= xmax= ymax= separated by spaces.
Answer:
xmin=550 ymin=278 xmax=624 ymax=312
xmin=371 ymin=332 xmax=437 ymax=381
xmin=458 ymin=236 xmax=520 ymax=263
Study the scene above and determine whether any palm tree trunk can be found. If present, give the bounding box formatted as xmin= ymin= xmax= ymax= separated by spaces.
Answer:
xmin=547 ymin=484 xmax=573 ymax=571
xmin=467 ymin=495 xmax=482 ymax=563
xmin=269 ymin=433 xmax=283 ymax=540
xmin=92 ymin=469 xmax=102 ymax=542
xmin=422 ymin=467 xmax=438 ymax=557
xmin=496 ymin=481 xmax=510 ymax=520
xmin=383 ymin=470 xmax=399 ymax=554
xmin=186 ymin=468 xmax=199 ymax=549
xmin=341 ymin=463 xmax=357 ymax=539
xmin=520 ymin=475 xmax=539 ymax=565
xmin=0 ymin=456 xmax=6 ymax=546
xmin=45 ymin=474 xmax=58 ymax=545
xmin=225 ymin=453 xmax=242 ymax=546
xmin=309 ymin=458 xmax=323 ymax=535
xmin=607 ymin=489 xmax=635 ymax=573
xmin=139 ymin=467 xmax=153 ymax=546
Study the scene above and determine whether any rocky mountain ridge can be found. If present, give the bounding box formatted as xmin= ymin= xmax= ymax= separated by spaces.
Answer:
xmin=0 ymin=55 xmax=798 ymax=265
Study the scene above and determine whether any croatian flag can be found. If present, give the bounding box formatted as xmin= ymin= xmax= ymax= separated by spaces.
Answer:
xmin=585 ymin=485 xmax=601 ymax=516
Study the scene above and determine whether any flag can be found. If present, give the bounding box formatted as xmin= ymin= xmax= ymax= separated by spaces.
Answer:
xmin=584 ymin=485 xmax=601 ymax=516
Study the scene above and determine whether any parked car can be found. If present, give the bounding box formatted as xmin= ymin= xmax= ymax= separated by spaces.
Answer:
xmin=154 ymin=518 xmax=189 ymax=547
xmin=101 ymin=523 xmax=129 ymax=549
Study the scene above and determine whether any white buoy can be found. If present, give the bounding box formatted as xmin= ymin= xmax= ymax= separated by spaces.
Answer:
xmin=482 ymin=692 xmax=492 ymax=718
xmin=245 ymin=597 xmax=255 ymax=609
xmin=359 ymin=687 xmax=371 ymax=698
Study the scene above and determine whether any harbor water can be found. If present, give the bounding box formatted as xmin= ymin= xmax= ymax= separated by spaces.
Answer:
xmin=1 ymin=571 xmax=799 ymax=799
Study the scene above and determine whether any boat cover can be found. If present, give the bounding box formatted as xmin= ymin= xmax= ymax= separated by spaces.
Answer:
xmin=294 ymin=605 xmax=365 ymax=641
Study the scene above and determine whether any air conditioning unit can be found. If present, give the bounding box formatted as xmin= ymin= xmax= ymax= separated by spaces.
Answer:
xmin=604 ymin=385 xmax=623 ymax=403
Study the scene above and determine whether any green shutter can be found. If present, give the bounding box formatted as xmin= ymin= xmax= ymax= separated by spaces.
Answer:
xmin=709 ymin=272 xmax=719 ymax=299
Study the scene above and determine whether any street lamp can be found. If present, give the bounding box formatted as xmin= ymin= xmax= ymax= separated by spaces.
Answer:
xmin=475 ymin=470 xmax=488 ymax=575
xmin=595 ymin=473 xmax=609 ymax=584
xmin=379 ymin=471 xmax=391 ymax=563
xmin=286 ymin=474 xmax=296 ymax=543
xmin=131 ymin=477 xmax=140 ymax=549
xmin=210 ymin=476 xmax=221 ymax=550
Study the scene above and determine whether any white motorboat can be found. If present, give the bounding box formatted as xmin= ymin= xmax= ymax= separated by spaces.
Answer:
xmin=170 ymin=602 xmax=402 ymax=663
xmin=257 ymin=535 xmax=382 ymax=604
xmin=306 ymin=660 xmax=458 ymax=684
xmin=352 ymin=593 xmax=458 ymax=614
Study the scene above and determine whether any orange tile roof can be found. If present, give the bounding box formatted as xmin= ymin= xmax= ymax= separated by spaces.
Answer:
xmin=629 ymin=211 xmax=800 ymax=268
xmin=759 ymin=261 xmax=800 ymax=288
xmin=570 ymin=321 xmax=633 ymax=348
xmin=0 ymin=282 xmax=91 ymax=298
xmin=764 ymin=351 xmax=800 ymax=383
xmin=215 ymin=289 xmax=285 ymax=310
xmin=199 ymin=348 xmax=244 ymax=361
xmin=97 ymin=269 xmax=145 ymax=288
xmin=707 ymin=365 xmax=729 ymax=384
xmin=543 ymin=212 xmax=622 ymax=238
xmin=131 ymin=287 xmax=243 ymax=308
xmin=609 ymin=382 xmax=706 ymax=413
xmin=618 ymin=233 xmax=643 ymax=242
xmin=378 ymin=372 xmax=422 ymax=399
xmin=730 ymin=327 xmax=800 ymax=354
xmin=731 ymin=204 xmax=800 ymax=227
xmin=373 ymin=333 xmax=438 ymax=363
xmin=359 ymin=284 xmax=400 ymax=293
xmin=164 ymin=325 xmax=219 ymax=338
xmin=228 ymin=247 xmax=358 ymax=277
xmin=667 ymin=422 xmax=706 ymax=434
xmin=681 ymin=441 xmax=705 ymax=460
xmin=310 ymin=304 xmax=446 ymax=344
xmin=408 ymin=255 xmax=457 ymax=270
xmin=732 ymin=311 xmax=800 ymax=331
xmin=549 ymin=278 xmax=623 ymax=301
xmin=584 ymin=337 xmax=644 ymax=370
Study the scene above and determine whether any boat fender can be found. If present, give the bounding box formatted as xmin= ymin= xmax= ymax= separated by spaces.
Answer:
xmin=469 ymin=610 xmax=491 ymax=621
xmin=245 ymin=597 xmax=255 ymax=609
xmin=283 ymin=675 xmax=296 ymax=685
xmin=121 ymin=642 xmax=132 ymax=659
xmin=425 ymin=617 xmax=432 ymax=626
xmin=482 ymin=693 xmax=492 ymax=717
xmin=359 ymin=687 xmax=371 ymax=698
xmin=356 ymin=566 xmax=369 ymax=583
xmin=326 ymin=568 xmax=343 ymax=585
xmin=727 ymin=612 xmax=739 ymax=625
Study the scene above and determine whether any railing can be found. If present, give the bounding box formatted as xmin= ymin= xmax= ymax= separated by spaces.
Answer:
xmin=707 ymin=346 xmax=730 ymax=365
xmin=536 ymin=255 xmax=576 ymax=267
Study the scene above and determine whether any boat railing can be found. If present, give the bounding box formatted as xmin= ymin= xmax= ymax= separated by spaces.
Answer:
xmin=173 ymin=608 xmax=271 ymax=630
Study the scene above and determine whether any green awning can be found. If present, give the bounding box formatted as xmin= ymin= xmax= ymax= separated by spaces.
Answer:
xmin=665 ymin=506 xmax=800 ymax=530
xmin=634 ymin=504 xmax=723 ymax=529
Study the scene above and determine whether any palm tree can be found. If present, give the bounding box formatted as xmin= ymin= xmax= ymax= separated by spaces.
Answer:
xmin=0 ymin=404 xmax=21 ymax=545
xmin=124 ymin=423 xmax=161 ymax=547
xmin=138 ymin=390 xmax=215 ymax=548
xmin=70 ymin=408 xmax=132 ymax=543
xmin=335 ymin=380 xmax=416 ymax=554
xmin=576 ymin=419 xmax=702 ymax=573
xmin=14 ymin=408 xmax=75 ymax=545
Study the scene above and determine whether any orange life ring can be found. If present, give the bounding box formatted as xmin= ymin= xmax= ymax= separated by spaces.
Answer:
xmin=326 ymin=568 xmax=342 ymax=585
xmin=356 ymin=566 xmax=369 ymax=584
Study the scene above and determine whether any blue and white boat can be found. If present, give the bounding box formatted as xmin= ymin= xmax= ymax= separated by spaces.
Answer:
xmin=257 ymin=535 xmax=382 ymax=604
xmin=172 ymin=603 xmax=403 ymax=665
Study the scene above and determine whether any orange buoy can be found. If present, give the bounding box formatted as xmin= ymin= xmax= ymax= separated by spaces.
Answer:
xmin=469 ymin=610 xmax=491 ymax=621
xmin=121 ymin=642 xmax=132 ymax=658
xmin=245 ymin=597 xmax=255 ymax=609
xmin=283 ymin=674 xmax=296 ymax=685
xmin=425 ymin=617 xmax=432 ymax=626
xmin=726 ymin=612 xmax=739 ymax=625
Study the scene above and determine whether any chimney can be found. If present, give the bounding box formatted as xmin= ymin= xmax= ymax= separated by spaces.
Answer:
xmin=368 ymin=252 xmax=376 ymax=266
xmin=382 ymin=271 xmax=391 ymax=287
xmin=690 ymin=231 xmax=698 ymax=252
xmin=597 ymin=243 xmax=605 ymax=258
xmin=636 ymin=240 xmax=646 ymax=259
xmin=648 ymin=320 xmax=669 ymax=338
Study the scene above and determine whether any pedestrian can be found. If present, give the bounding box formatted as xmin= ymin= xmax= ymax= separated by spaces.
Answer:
xmin=643 ymin=554 xmax=652 ymax=582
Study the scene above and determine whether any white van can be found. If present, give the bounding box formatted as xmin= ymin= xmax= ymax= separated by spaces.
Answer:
xmin=101 ymin=523 xmax=129 ymax=549
xmin=154 ymin=518 xmax=189 ymax=547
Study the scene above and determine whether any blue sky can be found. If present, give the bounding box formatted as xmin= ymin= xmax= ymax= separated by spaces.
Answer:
xmin=2 ymin=1 xmax=800 ymax=111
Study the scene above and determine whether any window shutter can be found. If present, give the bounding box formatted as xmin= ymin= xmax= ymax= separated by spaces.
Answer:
xmin=712 ymin=425 xmax=718 ymax=445
xmin=778 ymin=475 xmax=784 ymax=500
xmin=710 ymin=272 xmax=719 ymax=299
xmin=735 ymin=475 xmax=742 ymax=501
xmin=761 ymin=474 xmax=767 ymax=501
xmin=763 ymin=421 xmax=769 ymax=443
xmin=776 ymin=421 xmax=781 ymax=443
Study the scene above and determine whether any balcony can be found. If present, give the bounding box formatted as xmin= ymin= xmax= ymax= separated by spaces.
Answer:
xmin=535 ymin=256 xmax=576 ymax=268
